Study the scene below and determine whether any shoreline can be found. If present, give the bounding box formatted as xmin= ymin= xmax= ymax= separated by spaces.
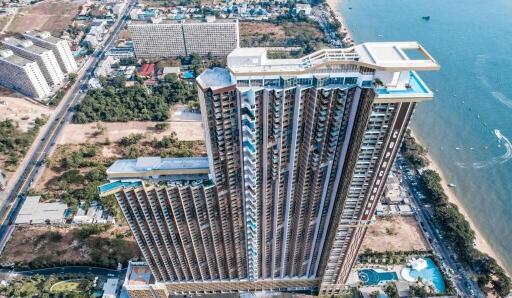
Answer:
xmin=411 ymin=130 xmax=509 ymax=275
xmin=325 ymin=0 xmax=510 ymax=277
xmin=325 ymin=0 xmax=355 ymax=47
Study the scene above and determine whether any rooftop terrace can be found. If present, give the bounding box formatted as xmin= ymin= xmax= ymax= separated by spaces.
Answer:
xmin=0 ymin=50 xmax=34 ymax=67
xmin=227 ymin=41 xmax=440 ymax=75
xmin=3 ymin=37 xmax=48 ymax=55
xmin=106 ymin=157 xmax=210 ymax=181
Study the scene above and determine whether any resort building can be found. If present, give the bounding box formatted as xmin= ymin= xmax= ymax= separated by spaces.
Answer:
xmin=2 ymin=37 xmax=65 ymax=86
xmin=23 ymin=31 xmax=78 ymax=73
xmin=0 ymin=49 xmax=51 ymax=98
xmin=128 ymin=19 xmax=239 ymax=59
xmin=101 ymin=42 xmax=439 ymax=296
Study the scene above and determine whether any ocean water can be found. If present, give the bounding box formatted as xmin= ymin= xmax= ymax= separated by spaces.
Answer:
xmin=337 ymin=0 xmax=512 ymax=273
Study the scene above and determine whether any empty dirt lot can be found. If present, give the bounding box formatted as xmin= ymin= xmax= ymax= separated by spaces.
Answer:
xmin=361 ymin=216 xmax=429 ymax=252
xmin=57 ymin=105 xmax=204 ymax=144
xmin=0 ymin=225 xmax=140 ymax=268
xmin=4 ymin=0 xmax=82 ymax=35
xmin=0 ymin=89 xmax=51 ymax=132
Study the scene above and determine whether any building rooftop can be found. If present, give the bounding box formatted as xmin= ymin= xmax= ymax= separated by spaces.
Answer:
xmin=3 ymin=37 xmax=49 ymax=55
xmin=106 ymin=156 xmax=210 ymax=176
xmin=124 ymin=261 xmax=154 ymax=286
xmin=15 ymin=196 xmax=69 ymax=225
xmin=227 ymin=42 xmax=440 ymax=75
xmin=24 ymin=30 xmax=62 ymax=44
xmin=129 ymin=18 xmax=238 ymax=25
xmin=196 ymin=67 xmax=235 ymax=90
xmin=0 ymin=49 xmax=34 ymax=67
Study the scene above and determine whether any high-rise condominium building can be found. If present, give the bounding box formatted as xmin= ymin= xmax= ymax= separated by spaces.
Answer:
xmin=2 ymin=37 xmax=65 ymax=86
xmin=102 ymin=42 xmax=439 ymax=296
xmin=128 ymin=19 xmax=239 ymax=59
xmin=0 ymin=49 xmax=51 ymax=99
xmin=23 ymin=31 xmax=78 ymax=73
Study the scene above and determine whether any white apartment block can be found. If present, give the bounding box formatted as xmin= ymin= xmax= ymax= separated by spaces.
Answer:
xmin=2 ymin=37 xmax=65 ymax=86
xmin=129 ymin=19 xmax=239 ymax=59
xmin=0 ymin=49 xmax=51 ymax=99
xmin=23 ymin=31 xmax=78 ymax=73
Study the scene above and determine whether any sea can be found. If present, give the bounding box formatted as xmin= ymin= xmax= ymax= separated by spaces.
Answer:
xmin=336 ymin=0 xmax=512 ymax=273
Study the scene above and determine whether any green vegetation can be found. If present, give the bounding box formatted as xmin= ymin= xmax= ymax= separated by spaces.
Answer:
xmin=117 ymin=132 xmax=203 ymax=159
xmin=48 ymin=89 xmax=66 ymax=106
xmin=358 ymin=249 xmax=431 ymax=265
xmin=73 ymin=75 xmax=195 ymax=123
xmin=402 ymin=131 xmax=511 ymax=297
xmin=39 ymin=144 xmax=117 ymax=218
xmin=0 ymin=274 xmax=94 ymax=298
xmin=385 ymin=282 xmax=399 ymax=298
xmin=0 ymin=117 xmax=46 ymax=172
xmin=75 ymin=224 xmax=110 ymax=240
xmin=240 ymin=20 xmax=328 ymax=55
xmin=401 ymin=130 xmax=429 ymax=168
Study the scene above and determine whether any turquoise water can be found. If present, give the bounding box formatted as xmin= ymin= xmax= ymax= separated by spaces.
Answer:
xmin=98 ymin=180 xmax=142 ymax=193
xmin=338 ymin=0 xmax=512 ymax=273
xmin=358 ymin=268 xmax=398 ymax=285
xmin=402 ymin=258 xmax=446 ymax=293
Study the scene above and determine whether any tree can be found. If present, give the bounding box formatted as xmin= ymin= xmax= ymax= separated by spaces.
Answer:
xmin=385 ymin=282 xmax=399 ymax=298
xmin=68 ymin=73 xmax=77 ymax=82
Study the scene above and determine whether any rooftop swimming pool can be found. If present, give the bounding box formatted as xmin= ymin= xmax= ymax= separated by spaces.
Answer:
xmin=358 ymin=268 xmax=399 ymax=286
xmin=98 ymin=180 xmax=142 ymax=193
xmin=375 ymin=71 xmax=430 ymax=96
xmin=401 ymin=258 xmax=446 ymax=293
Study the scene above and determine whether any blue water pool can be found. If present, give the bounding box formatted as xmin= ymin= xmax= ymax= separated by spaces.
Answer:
xmin=358 ymin=268 xmax=399 ymax=285
xmin=401 ymin=258 xmax=446 ymax=293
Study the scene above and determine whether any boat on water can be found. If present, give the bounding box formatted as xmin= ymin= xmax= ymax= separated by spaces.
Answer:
xmin=448 ymin=183 xmax=456 ymax=188
xmin=422 ymin=16 xmax=431 ymax=21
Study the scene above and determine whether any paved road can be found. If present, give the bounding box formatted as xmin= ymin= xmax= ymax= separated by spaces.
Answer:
xmin=397 ymin=157 xmax=483 ymax=297
xmin=0 ymin=1 xmax=136 ymax=252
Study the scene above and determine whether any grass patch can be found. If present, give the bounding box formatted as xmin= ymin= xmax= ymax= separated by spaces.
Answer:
xmin=0 ymin=117 xmax=46 ymax=172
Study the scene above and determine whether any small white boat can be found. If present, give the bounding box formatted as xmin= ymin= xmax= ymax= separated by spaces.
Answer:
xmin=448 ymin=183 xmax=456 ymax=188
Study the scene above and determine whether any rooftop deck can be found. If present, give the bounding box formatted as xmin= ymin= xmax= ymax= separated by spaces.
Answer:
xmin=106 ymin=157 xmax=210 ymax=180
xmin=227 ymin=41 xmax=440 ymax=75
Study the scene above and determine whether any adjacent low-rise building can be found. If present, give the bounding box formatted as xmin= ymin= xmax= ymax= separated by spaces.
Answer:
xmin=23 ymin=30 xmax=78 ymax=73
xmin=2 ymin=37 xmax=65 ymax=86
xmin=129 ymin=19 xmax=239 ymax=59
xmin=15 ymin=196 xmax=69 ymax=225
xmin=0 ymin=49 xmax=51 ymax=99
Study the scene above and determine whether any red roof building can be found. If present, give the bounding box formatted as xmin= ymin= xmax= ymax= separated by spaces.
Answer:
xmin=138 ymin=63 xmax=155 ymax=77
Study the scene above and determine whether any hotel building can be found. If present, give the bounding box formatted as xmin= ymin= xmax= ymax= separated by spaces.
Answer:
xmin=101 ymin=42 xmax=439 ymax=296
xmin=128 ymin=19 xmax=239 ymax=59
xmin=0 ymin=49 xmax=51 ymax=99
xmin=23 ymin=31 xmax=78 ymax=73
xmin=2 ymin=37 xmax=65 ymax=86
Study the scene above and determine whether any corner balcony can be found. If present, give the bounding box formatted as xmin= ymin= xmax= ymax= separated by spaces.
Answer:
xmin=374 ymin=71 xmax=434 ymax=102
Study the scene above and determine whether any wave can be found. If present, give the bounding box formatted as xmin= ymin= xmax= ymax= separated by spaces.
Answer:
xmin=456 ymin=129 xmax=512 ymax=169
xmin=474 ymin=55 xmax=512 ymax=109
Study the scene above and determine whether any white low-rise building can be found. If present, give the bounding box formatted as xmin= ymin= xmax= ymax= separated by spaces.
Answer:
xmin=15 ymin=196 xmax=69 ymax=225
xmin=73 ymin=201 xmax=115 ymax=224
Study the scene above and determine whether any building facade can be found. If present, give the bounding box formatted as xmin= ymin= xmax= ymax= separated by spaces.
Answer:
xmin=0 ymin=49 xmax=51 ymax=98
xmin=128 ymin=19 xmax=239 ymax=59
xmin=102 ymin=42 xmax=439 ymax=296
xmin=2 ymin=37 xmax=65 ymax=86
xmin=23 ymin=31 xmax=78 ymax=73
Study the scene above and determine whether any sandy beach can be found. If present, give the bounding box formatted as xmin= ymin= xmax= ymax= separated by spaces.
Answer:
xmin=325 ymin=0 xmax=354 ymax=46
xmin=412 ymin=130 xmax=509 ymax=274
xmin=325 ymin=0 xmax=509 ymax=276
